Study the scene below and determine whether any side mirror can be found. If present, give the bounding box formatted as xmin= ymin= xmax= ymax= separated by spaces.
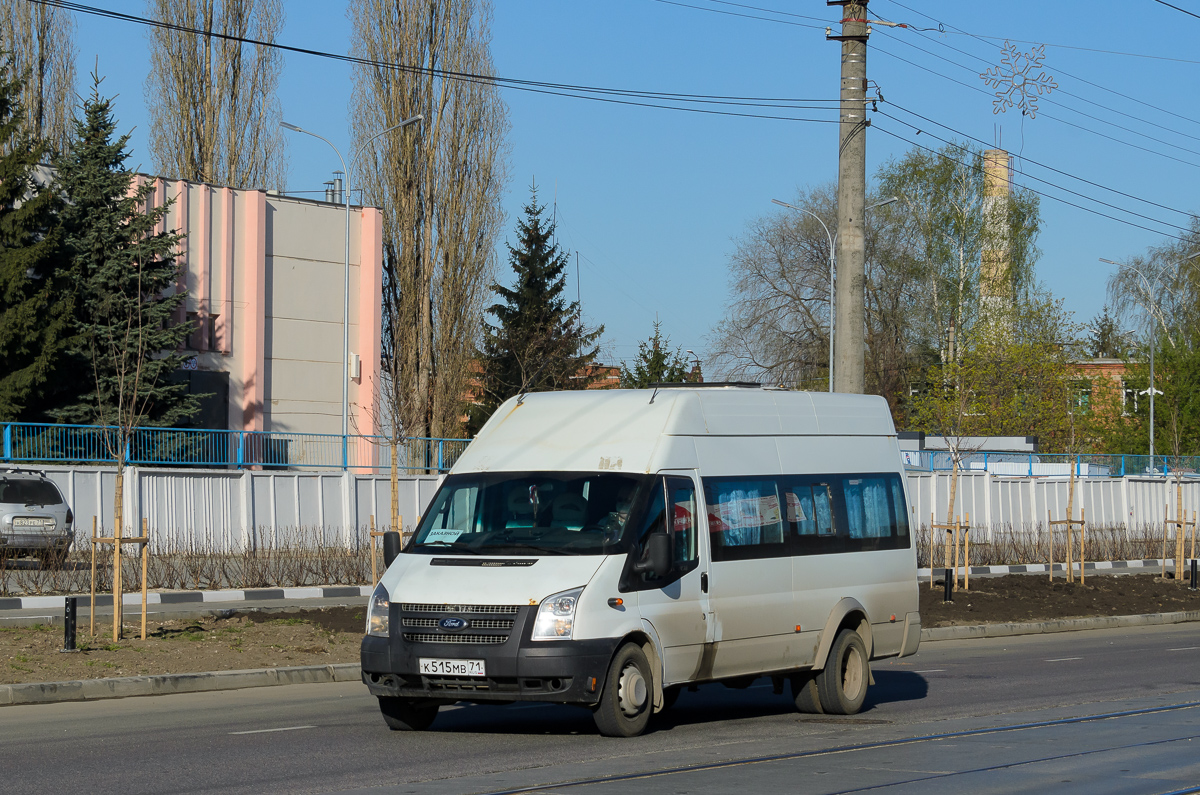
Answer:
xmin=632 ymin=532 xmax=671 ymax=578
xmin=383 ymin=531 xmax=403 ymax=567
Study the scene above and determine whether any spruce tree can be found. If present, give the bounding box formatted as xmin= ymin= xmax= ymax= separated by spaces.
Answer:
xmin=619 ymin=321 xmax=696 ymax=388
xmin=0 ymin=55 xmax=72 ymax=420
xmin=471 ymin=188 xmax=602 ymax=432
xmin=49 ymin=77 xmax=199 ymax=429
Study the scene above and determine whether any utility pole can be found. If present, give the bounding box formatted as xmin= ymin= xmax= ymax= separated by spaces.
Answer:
xmin=828 ymin=1 xmax=870 ymax=393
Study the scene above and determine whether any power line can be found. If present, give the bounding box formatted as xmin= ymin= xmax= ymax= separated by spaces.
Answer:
xmin=650 ymin=0 xmax=827 ymax=29
xmin=652 ymin=0 xmax=1200 ymax=164
xmin=870 ymin=21 xmax=1200 ymax=146
xmin=32 ymin=0 xmax=845 ymax=125
xmin=1152 ymin=0 xmax=1200 ymax=21
xmin=868 ymin=41 xmax=1200 ymax=170
xmin=881 ymin=102 xmax=1195 ymax=221
xmin=876 ymin=0 xmax=1200 ymax=128
xmin=873 ymin=0 xmax=1200 ymax=65
xmin=872 ymin=27 xmax=1200 ymax=156
xmin=870 ymin=120 xmax=1193 ymax=243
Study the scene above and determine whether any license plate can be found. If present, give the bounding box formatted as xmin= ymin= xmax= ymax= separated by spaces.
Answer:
xmin=419 ymin=657 xmax=485 ymax=677
xmin=12 ymin=518 xmax=43 ymax=527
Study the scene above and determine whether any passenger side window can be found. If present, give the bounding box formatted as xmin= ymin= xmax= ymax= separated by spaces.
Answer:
xmin=787 ymin=483 xmax=835 ymax=536
xmin=706 ymin=478 xmax=786 ymax=561
xmin=891 ymin=477 xmax=910 ymax=537
xmin=842 ymin=477 xmax=893 ymax=539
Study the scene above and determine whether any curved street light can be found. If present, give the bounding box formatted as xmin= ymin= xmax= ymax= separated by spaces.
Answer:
xmin=772 ymin=196 xmax=898 ymax=392
xmin=282 ymin=115 xmax=423 ymax=466
xmin=1099 ymin=251 xmax=1200 ymax=473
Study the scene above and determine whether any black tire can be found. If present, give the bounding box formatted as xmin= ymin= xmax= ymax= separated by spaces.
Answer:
xmin=378 ymin=696 xmax=439 ymax=731
xmin=593 ymin=643 xmax=653 ymax=737
xmin=791 ymin=671 xmax=824 ymax=714
xmin=815 ymin=629 xmax=868 ymax=715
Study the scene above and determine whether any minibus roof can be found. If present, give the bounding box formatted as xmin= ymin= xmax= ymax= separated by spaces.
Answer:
xmin=454 ymin=387 xmax=895 ymax=475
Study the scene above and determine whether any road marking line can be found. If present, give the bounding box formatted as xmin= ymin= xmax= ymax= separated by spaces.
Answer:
xmin=229 ymin=725 xmax=316 ymax=735
xmin=1045 ymin=657 xmax=1083 ymax=662
xmin=1169 ymin=647 xmax=1200 ymax=651
xmin=915 ymin=669 xmax=945 ymax=673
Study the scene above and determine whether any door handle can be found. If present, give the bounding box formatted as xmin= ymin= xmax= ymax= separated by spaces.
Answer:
xmin=700 ymin=572 xmax=709 ymax=593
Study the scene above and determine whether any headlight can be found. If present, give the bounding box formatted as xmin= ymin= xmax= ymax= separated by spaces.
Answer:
xmin=531 ymin=587 xmax=583 ymax=641
xmin=366 ymin=582 xmax=390 ymax=637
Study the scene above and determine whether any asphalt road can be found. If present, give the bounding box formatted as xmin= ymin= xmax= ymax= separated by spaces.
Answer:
xmin=3 ymin=623 xmax=1200 ymax=795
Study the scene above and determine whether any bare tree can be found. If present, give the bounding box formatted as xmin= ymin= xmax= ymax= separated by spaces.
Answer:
xmin=0 ymin=0 xmax=75 ymax=155
xmin=144 ymin=0 xmax=286 ymax=188
xmin=709 ymin=183 xmax=925 ymax=409
xmin=351 ymin=0 xmax=508 ymax=454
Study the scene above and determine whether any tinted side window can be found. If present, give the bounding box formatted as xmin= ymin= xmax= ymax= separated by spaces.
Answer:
xmin=706 ymin=472 xmax=911 ymax=560
xmin=836 ymin=474 xmax=910 ymax=553
xmin=706 ymin=478 xmax=787 ymax=562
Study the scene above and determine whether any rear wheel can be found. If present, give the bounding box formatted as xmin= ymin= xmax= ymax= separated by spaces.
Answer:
xmin=815 ymin=629 xmax=868 ymax=715
xmin=593 ymin=643 xmax=653 ymax=737
xmin=378 ymin=696 xmax=439 ymax=731
xmin=791 ymin=671 xmax=823 ymax=714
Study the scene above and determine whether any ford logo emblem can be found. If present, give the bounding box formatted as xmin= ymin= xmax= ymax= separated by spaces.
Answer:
xmin=439 ymin=617 xmax=468 ymax=631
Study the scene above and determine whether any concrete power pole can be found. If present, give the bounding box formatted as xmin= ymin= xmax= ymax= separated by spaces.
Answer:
xmin=829 ymin=1 xmax=870 ymax=394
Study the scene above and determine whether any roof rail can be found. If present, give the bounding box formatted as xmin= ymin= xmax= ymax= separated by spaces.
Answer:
xmin=647 ymin=381 xmax=761 ymax=389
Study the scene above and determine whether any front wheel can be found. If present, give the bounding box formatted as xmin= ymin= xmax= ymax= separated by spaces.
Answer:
xmin=593 ymin=643 xmax=653 ymax=737
xmin=378 ymin=696 xmax=439 ymax=731
xmin=815 ymin=629 xmax=868 ymax=715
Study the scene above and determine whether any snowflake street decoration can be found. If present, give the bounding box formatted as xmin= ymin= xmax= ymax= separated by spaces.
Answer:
xmin=980 ymin=41 xmax=1057 ymax=119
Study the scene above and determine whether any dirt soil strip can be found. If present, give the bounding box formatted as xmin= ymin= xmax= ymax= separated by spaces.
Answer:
xmin=921 ymin=573 xmax=1200 ymax=627
xmin=1 ymin=607 xmax=364 ymax=686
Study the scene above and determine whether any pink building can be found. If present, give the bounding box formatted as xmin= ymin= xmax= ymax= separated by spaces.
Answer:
xmin=138 ymin=176 xmax=384 ymax=439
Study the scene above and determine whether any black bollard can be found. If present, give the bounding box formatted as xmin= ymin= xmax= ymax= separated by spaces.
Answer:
xmin=943 ymin=568 xmax=953 ymax=603
xmin=1191 ymin=559 xmax=1198 ymax=591
xmin=62 ymin=596 xmax=77 ymax=652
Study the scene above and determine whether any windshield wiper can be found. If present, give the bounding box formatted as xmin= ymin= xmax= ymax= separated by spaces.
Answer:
xmin=414 ymin=540 xmax=483 ymax=555
xmin=488 ymin=543 xmax=571 ymax=556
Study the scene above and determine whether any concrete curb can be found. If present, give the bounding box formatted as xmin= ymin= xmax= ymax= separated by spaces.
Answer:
xmin=0 ymin=662 xmax=362 ymax=707
xmin=916 ymin=559 xmax=1181 ymax=578
xmin=921 ymin=610 xmax=1200 ymax=641
xmin=0 ymin=585 xmax=372 ymax=612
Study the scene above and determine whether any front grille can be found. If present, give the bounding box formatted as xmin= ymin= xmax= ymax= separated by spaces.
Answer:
xmin=403 ymin=633 xmax=507 ymax=645
xmin=400 ymin=603 xmax=519 ymax=615
xmin=402 ymin=618 xmax=514 ymax=630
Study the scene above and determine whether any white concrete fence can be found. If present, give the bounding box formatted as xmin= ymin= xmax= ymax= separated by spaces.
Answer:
xmin=33 ymin=465 xmax=442 ymax=552
xmin=906 ymin=471 xmax=1199 ymax=539
xmin=25 ymin=465 xmax=1200 ymax=552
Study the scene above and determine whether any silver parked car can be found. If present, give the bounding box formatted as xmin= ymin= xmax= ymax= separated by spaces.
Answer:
xmin=0 ymin=470 xmax=74 ymax=564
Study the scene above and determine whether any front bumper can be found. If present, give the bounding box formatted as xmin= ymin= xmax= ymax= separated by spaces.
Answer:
xmin=361 ymin=605 xmax=620 ymax=705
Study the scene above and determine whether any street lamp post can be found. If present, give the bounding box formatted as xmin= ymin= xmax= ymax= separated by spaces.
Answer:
xmin=282 ymin=115 xmax=423 ymax=468
xmin=1100 ymin=252 xmax=1199 ymax=473
xmin=772 ymin=196 xmax=898 ymax=392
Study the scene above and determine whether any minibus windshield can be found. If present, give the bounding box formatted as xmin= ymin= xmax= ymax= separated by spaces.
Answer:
xmin=409 ymin=472 xmax=650 ymax=556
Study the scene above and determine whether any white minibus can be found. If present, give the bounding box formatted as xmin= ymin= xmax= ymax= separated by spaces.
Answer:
xmin=361 ymin=384 xmax=920 ymax=736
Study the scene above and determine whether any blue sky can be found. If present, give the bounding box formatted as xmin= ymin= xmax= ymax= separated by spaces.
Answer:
xmin=75 ymin=0 xmax=1200 ymax=370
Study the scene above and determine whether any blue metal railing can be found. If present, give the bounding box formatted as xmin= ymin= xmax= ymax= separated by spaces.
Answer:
xmin=0 ymin=422 xmax=470 ymax=473
xmin=903 ymin=449 xmax=1200 ymax=478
